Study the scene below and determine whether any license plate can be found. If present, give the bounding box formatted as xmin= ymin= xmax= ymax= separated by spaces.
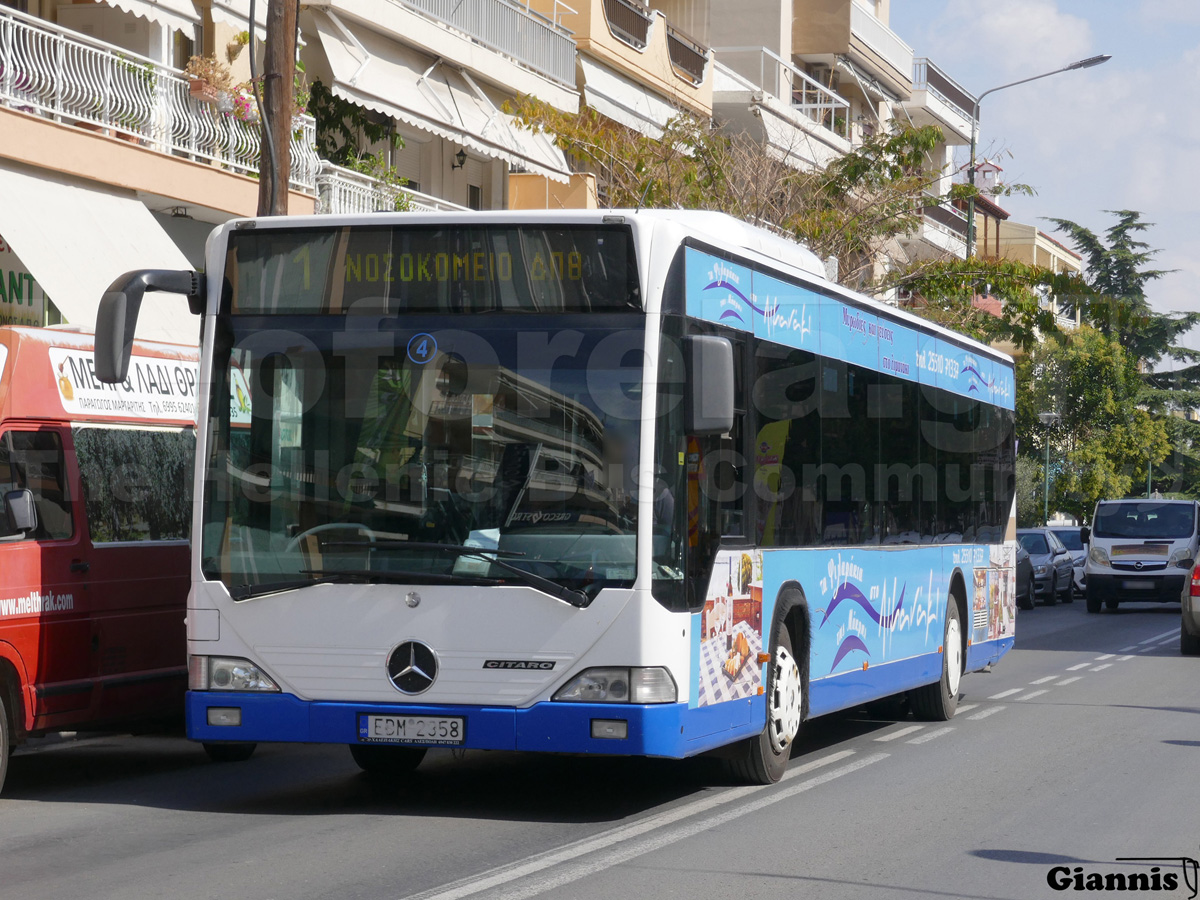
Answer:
xmin=1122 ymin=580 xmax=1155 ymax=590
xmin=357 ymin=714 xmax=465 ymax=745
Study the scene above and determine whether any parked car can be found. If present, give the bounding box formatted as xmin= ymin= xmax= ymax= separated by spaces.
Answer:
xmin=1017 ymin=528 xmax=1075 ymax=605
xmin=1015 ymin=542 xmax=1035 ymax=610
xmin=1049 ymin=526 xmax=1087 ymax=597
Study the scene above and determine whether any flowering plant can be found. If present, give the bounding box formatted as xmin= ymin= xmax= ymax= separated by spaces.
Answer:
xmin=184 ymin=55 xmax=232 ymax=91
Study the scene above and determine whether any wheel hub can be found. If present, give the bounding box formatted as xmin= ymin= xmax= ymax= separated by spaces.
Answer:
xmin=946 ymin=616 xmax=962 ymax=696
xmin=768 ymin=645 xmax=803 ymax=754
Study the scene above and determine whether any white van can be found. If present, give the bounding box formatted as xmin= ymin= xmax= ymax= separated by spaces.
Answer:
xmin=1082 ymin=499 xmax=1200 ymax=615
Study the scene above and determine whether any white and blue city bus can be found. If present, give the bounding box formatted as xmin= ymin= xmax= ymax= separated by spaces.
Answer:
xmin=95 ymin=210 xmax=1017 ymax=784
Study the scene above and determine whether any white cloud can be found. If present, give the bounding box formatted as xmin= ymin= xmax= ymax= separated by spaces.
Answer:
xmin=931 ymin=0 xmax=1095 ymax=75
xmin=1139 ymin=0 xmax=1200 ymax=26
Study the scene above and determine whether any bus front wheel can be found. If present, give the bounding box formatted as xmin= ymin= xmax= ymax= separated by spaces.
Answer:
xmin=909 ymin=598 xmax=962 ymax=721
xmin=727 ymin=618 xmax=804 ymax=785
xmin=0 ymin=691 xmax=9 ymax=795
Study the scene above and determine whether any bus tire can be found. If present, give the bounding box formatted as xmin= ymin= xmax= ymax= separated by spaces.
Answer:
xmin=726 ymin=616 xmax=804 ymax=785
xmin=909 ymin=596 xmax=962 ymax=721
xmin=349 ymin=744 xmax=426 ymax=778
xmin=203 ymin=742 xmax=257 ymax=763
xmin=0 ymin=691 xmax=9 ymax=795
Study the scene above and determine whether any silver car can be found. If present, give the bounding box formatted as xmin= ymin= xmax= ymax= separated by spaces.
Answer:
xmin=1017 ymin=528 xmax=1075 ymax=605
xmin=1048 ymin=527 xmax=1087 ymax=597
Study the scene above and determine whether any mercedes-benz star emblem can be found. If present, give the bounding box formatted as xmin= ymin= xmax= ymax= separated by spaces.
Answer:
xmin=387 ymin=641 xmax=438 ymax=694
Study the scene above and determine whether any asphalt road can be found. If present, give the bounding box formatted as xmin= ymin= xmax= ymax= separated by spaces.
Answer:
xmin=2 ymin=597 xmax=1197 ymax=900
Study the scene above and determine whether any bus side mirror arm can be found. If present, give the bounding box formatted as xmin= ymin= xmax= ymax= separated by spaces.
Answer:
xmin=684 ymin=335 xmax=735 ymax=437
xmin=95 ymin=269 xmax=205 ymax=384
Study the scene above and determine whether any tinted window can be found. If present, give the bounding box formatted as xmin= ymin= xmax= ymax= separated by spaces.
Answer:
xmin=1018 ymin=533 xmax=1049 ymax=555
xmin=74 ymin=427 xmax=195 ymax=542
xmin=0 ymin=430 xmax=73 ymax=540
xmin=1093 ymin=502 xmax=1196 ymax=539
xmin=1053 ymin=529 xmax=1083 ymax=551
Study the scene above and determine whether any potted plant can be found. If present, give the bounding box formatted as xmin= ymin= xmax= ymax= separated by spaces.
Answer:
xmin=184 ymin=55 xmax=232 ymax=104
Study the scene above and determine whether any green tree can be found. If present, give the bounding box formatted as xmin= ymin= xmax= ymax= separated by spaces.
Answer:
xmin=1018 ymin=326 xmax=1169 ymax=522
xmin=1014 ymin=455 xmax=1041 ymax=527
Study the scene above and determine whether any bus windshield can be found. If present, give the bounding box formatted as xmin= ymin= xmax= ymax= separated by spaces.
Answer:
xmin=201 ymin=222 xmax=646 ymax=598
xmin=1092 ymin=502 xmax=1196 ymax=540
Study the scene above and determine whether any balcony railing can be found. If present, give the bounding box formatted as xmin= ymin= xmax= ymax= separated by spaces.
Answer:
xmin=849 ymin=0 xmax=913 ymax=80
xmin=0 ymin=5 xmax=318 ymax=191
xmin=665 ymin=23 xmax=708 ymax=84
xmin=602 ymin=0 xmax=652 ymax=50
xmin=714 ymin=46 xmax=851 ymax=142
xmin=392 ymin=0 xmax=576 ymax=87
xmin=912 ymin=58 xmax=977 ymax=124
xmin=922 ymin=200 xmax=968 ymax=238
xmin=315 ymin=161 xmax=468 ymax=214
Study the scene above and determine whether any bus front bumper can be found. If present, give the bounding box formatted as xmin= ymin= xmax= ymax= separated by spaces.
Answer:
xmin=187 ymin=691 xmax=760 ymax=759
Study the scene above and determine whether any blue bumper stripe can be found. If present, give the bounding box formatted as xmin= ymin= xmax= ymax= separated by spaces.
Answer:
xmin=187 ymin=692 xmax=765 ymax=759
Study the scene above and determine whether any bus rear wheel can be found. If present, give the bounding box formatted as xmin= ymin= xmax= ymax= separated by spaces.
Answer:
xmin=203 ymin=742 xmax=257 ymax=763
xmin=726 ymin=619 xmax=803 ymax=785
xmin=349 ymin=744 xmax=426 ymax=778
xmin=0 ymin=692 xmax=9 ymax=795
xmin=909 ymin=598 xmax=962 ymax=721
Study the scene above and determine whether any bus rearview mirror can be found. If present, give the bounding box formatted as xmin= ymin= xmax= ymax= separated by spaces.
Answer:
xmin=685 ymin=335 xmax=734 ymax=436
xmin=1079 ymin=526 xmax=1090 ymax=544
xmin=94 ymin=269 xmax=205 ymax=384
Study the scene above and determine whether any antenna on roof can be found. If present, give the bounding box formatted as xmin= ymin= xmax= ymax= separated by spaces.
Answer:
xmin=635 ymin=180 xmax=653 ymax=213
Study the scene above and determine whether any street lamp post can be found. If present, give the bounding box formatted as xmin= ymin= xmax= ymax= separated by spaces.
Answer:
xmin=1146 ymin=448 xmax=1152 ymax=499
xmin=1038 ymin=412 xmax=1061 ymax=525
xmin=966 ymin=55 xmax=1111 ymax=257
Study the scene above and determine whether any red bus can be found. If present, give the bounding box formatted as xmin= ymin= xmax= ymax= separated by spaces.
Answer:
xmin=0 ymin=325 xmax=197 ymax=792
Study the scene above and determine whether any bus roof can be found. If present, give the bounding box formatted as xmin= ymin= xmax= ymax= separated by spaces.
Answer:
xmin=0 ymin=325 xmax=199 ymax=426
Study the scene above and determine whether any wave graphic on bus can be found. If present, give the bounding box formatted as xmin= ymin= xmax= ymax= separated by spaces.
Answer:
xmin=821 ymin=582 xmax=905 ymax=629
xmin=704 ymin=279 xmax=778 ymax=324
xmin=830 ymin=634 xmax=871 ymax=671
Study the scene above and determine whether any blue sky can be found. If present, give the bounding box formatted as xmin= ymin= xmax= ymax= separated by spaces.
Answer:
xmin=888 ymin=0 xmax=1199 ymax=345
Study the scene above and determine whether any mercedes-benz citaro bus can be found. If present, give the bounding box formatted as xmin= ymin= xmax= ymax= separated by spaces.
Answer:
xmin=94 ymin=211 xmax=1017 ymax=784
xmin=0 ymin=325 xmax=197 ymax=793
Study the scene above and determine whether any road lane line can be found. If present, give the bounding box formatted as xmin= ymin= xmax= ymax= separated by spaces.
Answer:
xmin=1141 ymin=629 xmax=1177 ymax=644
xmin=989 ymin=688 xmax=1023 ymax=699
xmin=1066 ymin=663 xmax=1090 ymax=671
xmin=1057 ymin=676 xmax=1083 ymax=686
xmin=1090 ymin=664 xmax=1112 ymax=672
xmin=1030 ymin=676 xmax=1058 ymax=684
xmin=1137 ymin=646 xmax=1154 ymax=653
xmin=1119 ymin=645 xmax=1139 ymax=652
xmin=405 ymin=752 xmax=890 ymax=900
xmin=1094 ymin=654 xmax=1114 ymax=661
xmin=968 ymin=706 xmax=1005 ymax=720
xmin=874 ymin=725 xmax=924 ymax=742
xmin=1118 ymin=655 xmax=1134 ymax=661
xmin=907 ymin=727 xmax=954 ymax=745
xmin=1014 ymin=689 xmax=1049 ymax=702
xmin=401 ymin=750 xmax=862 ymax=900
xmin=1154 ymin=635 xmax=1177 ymax=646
xmin=956 ymin=703 xmax=979 ymax=713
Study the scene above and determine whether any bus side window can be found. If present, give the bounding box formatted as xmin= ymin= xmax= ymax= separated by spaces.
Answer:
xmin=716 ymin=338 xmax=747 ymax=540
xmin=0 ymin=431 xmax=73 ymax=541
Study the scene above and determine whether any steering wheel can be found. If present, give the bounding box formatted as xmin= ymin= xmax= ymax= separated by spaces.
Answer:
xmin=284 ymin=522 xmax=378 ymax=554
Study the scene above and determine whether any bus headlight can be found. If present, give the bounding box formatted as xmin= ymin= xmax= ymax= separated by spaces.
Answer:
xmin=553 ymin=667 xmax=677 ymax=704
xmin=1089 ymin=545 xmax=1111 ymax=567
xmin=189 ymin=656 xmax=280 ymax=692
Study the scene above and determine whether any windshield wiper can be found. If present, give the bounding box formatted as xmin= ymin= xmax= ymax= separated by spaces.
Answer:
xmin=230 ymin=573 xmax=366 ymax=600
xmin=367 ymin=541 xmax=592 ymax=608
xmin=230 ymin=568 xmax=497 ymax=600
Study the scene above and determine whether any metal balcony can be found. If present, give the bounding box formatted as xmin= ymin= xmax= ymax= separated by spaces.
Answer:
xmin=391 ymin=0 xmax=577 ymax=88
xmin=714 ymin=47 xmax=850 ymax=141
xmin=665 ymin=23 xmax=709 ymax=85
xmin=315 ymin=161 xmax=468 ymax=214
xmin=0 ymin=5 xmax=318 ymax=190
xmin=912 ymin=58 xmax=977 ymax=125
xmin=848 ymin=0 xmax=913 ymax=87
xmin=602 ymin=0 xmax=652 ymax=50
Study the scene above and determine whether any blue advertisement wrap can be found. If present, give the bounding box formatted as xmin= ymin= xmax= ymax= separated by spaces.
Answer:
xmin=684 ymin=247 xmax=1015 ymax=410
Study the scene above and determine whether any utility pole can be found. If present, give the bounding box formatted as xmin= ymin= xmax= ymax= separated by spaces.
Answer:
xmin=256 ymin=0 xmax=297 ymax=216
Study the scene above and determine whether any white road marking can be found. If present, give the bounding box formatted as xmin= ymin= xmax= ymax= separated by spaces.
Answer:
xmin=907 ymin=727 xmax=954 ymax=745
xmin=1137 ymin=646 xmax=1154 ymax=653
xmin=1141 ymin=629 xmax=1177 ymax=644
xmin=874 ymin=725 xmax=925 ymax=742
xmin=1090 ymin=664 xmax=1112 ymax=672
xmin=968 ymin=706 xmax=1006 ymax=720
xmin=1119 ymin=645 xmax=1139 ymax=652
xmin=1118 ymin=655 xmax=1134 ymax=661
xmin=1057 ymin=676 xmax=1083 ymax=686
xmin=1014 ymin=689 xmax=1049 ymax=702
xmin=989 ymin=688 xmax=1023 ymax=700
xmin=402 ymin=752 xmax=889 ymax=900
xmin=1154 ymin=635 xmax=1177 ymax=646
xmin=1030 ymin=676 xmax=1058 ymax=684
xmin=1066 ymin=663 xmax=1091 ymax=671
xmin=1094 ymin=654 xmax=1114 ymax=661
xmin=956 ymin=703 xmax=979 ymax=713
